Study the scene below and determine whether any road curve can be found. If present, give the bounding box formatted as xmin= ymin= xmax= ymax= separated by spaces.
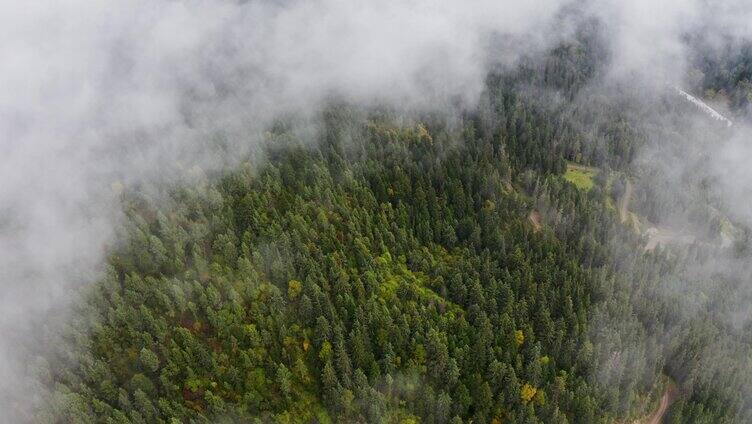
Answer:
xmin=642 ymin=383 xmax=677 ymax=424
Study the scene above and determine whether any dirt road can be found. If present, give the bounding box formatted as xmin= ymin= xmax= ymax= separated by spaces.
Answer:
xmin=528 ymin=210 xmax=541 ymax=232
xmin=619 ymin=179 xmax=633 ymax=224
xmin=640 ymin=383 xmax=677 ymax=424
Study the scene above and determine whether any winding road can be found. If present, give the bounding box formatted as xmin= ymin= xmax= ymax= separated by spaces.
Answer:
xmin=639 ymin=382 xmax=677 ymax=424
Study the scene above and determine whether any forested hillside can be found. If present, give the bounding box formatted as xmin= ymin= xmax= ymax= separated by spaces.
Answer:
xmin=690 ymin=37 xmax=752 ymax=115
xmin=24 ymin=33 xmax=752 ymax=424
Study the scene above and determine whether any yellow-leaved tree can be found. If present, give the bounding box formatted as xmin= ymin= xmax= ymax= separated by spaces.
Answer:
xmin=520 ymin=383 xmax=537 ymax=404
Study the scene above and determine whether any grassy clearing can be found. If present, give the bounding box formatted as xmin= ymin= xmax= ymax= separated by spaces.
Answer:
xmin=564 ymin=163 xmax=598 ymax=191
xmin=377 ymin=251 xmax=463 ymax=317
xmin=274 ymin=390 xmax=331 ymax=424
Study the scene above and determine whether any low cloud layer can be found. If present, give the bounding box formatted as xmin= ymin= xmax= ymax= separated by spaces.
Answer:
xmin=0 ymin=1 xmax=571 ymax=416
xmin=3 ymin=0 xmax=752 ymax=419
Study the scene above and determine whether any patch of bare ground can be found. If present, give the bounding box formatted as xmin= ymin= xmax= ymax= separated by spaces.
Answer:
xmin=644 ymin=226 xmax=700 ymax=251
xmin=528 ymin=210 xmax=541 ymax=232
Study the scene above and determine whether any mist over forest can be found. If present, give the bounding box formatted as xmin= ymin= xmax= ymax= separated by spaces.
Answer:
xmin=3 ymin=1 xmax=752 ymax=423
